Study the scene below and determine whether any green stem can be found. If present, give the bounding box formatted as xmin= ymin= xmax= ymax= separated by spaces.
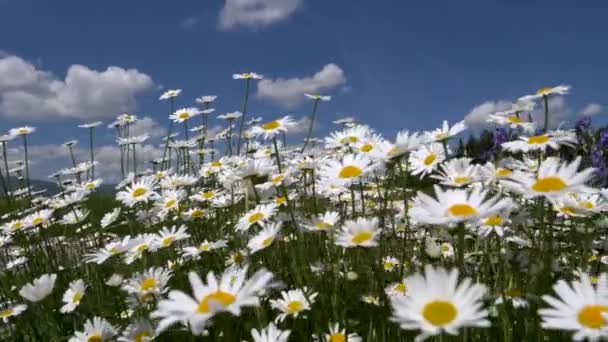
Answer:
xmin=301 ymin=99 xmax=320 ymax=153
xmin=236 ymin=78 xmax=251 ymax=155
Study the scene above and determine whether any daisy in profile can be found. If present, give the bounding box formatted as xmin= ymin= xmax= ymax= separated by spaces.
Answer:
xmin=251 ymin=323 xmax=291 ymax=342
xmin=19 ymin=273 xmax=57 ymax=302
xmin=390 ymin=266 xmax=490 ymax=341
xmin=248 ymin=222 xmax=282 ymax=254
xmin=476 ymin=209 xmax=512 ymax=238
xmin=501 ymin=133 xmax=574 ymax=153
xmin=0 ymin=303 xmax=27 ymax=322
xmin=181 ymin=239 xmax=228 ymax=260
xmin=386 ymin=278 xmax=409 ymax=297
xmin=233 ymin=72 xmax=263 ymax=80
xmin=122 ymin=267 xmax=173 ymax=304
xmin=190 ymin=189 xmax=223 ymax=203
xmin=426 ymin=120 xmax=466 ymax=142
xmin=335 ymin=217 xmax=381 ymax=248
xmin=431 ymin=158 xmax=481 ymax=187
xmin=389 ymin=130 xmax=427 ymax=159
xmin=116 ymin=177 xmax=158 ymax=207
xmin=320 ymin=323 xmax=362 ymax=342
xmin=303 ymin=211 xmax=340 ymax=232
xmin=270 ymin=287 xmax=318 ymax=322
xmin=151 ymin=267 xmax=274 ymax=335
xmin=61 ymin=279 xmax=86 ymax=313
xmin=159 ymin=89 xmax=182 ymax=100
xmin=100 ymin=208 xmax=121 ymax=228
xmin=8 ymin=126 xmax=36 ymax=137
xmin=409 ymin=143 xmax=446 ymax=177
xmin=410 ymin=185 xmax=512 ymax=225
xmin=518 ymin=84 xmax=571 ymax=102
xmin=236 ymin=204 xmax=278 ymax=231
xmin=251 ymin=116 xmax=294 ymax=140
xmin=69 ymin=316 xmax=117 ymax=342
xmin=305 ymin=93 xmax=331 ymax=101
xmin=118 ymin=320 xmax=154 ymax=342
xmin=170 ymin=107 xmax=201 ymax=123
xmin=26 ymin=209 xmax=54 ymax=228
xmin=319 ymin=154 xmax=371 ymax=185
xmin=195 ymin=95 xmax=217 ymax=105
xmin=539 ymin=273 xmax=608 ymax=341
xmin=155 ymin=225 xmax=190 ymax=249
xmin=505 ymin=157 xmax=595 ymax=199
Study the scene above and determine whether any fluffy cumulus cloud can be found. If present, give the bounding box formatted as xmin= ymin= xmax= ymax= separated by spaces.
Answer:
xmin=256 ymin=63 xmax=346 ymax=108
xmin=219 ymin=0 xmax=303 ymax=30
xmin=0 ymin=54 xmax=154 ymax=120
xmin=129 ymin=117 xmax=167 ymax=138
xmin=581 ymin=103 xmax=602 ymax=116
xmin=464 ymin=100 xmax=512 ymax=128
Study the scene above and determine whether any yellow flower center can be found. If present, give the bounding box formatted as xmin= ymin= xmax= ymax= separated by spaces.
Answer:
xmin=441 ymin=244 xmax=451 ymax=252
xmin=272 ymin=175 xmax=284 ymax=184
xmin=360 ymin=143 xmax=374 ymax=152
xmin=275 ymin=196 xmax=287 ymax=205
xmin=197 ymin=291 xmax=236 ymax=313
xmin=87 ymin=335 xmax=103 ymax=342
xmin=109 ymin=247 xmax=121 ymax=254
xmin=134 ymin=331 xmax=152 ymax=342
xmin=532 ymin=177 xmax=567 ymax=192
xmin=11 ymin=222 xmax=23 ymax=231
xmin=496 ymin=168 xmax=512 ymax=177
xmin=583 ymin=201 xmax=595 ymax=209
xmin=18 ymin=128 xmax=29 ymax=134
xmin=394 ymin=282 xmax=407 ymax=294
xmin=200 ymin=243 xmax=210 ymax=251
xmin=287 ymin=300 xmax=305 ymax=313
xmin=0 ymin=308 xmax=14 ymax=318
xmin=537 ymin=87 xmax=553 ymax=95
xmin=422 ymin=300 xmax=458 ymax=326
xmin=164 ymin=199 xmax=177 ymax=208
xmin=578 ymin=305 xmax=608 ymax=329
xmin=484 ymin=215 xmax=503 ymax=226
xmin=454 ymin=176 xmax=470 ymax=184
xmin=162 ymin=236 xmax=176 ymax=246
xmin=351 ymin=231 xmax=373 ymax=244
xmin=339 ymin=165 xmax=363 ymax=179
xmin=423 ymin=153 xmax=437 ymax=166
xmin=262 ymin=121 xmax=281 ymax=130
xmin=191 ymin=209 xmax=204 ymax=217
xmin=559 ymin=206 xmax=577 ymax=216
xmin=507 ymin=115 xmax=522 ymax=123
xmin=330 ymin=333 xmax=346 ymax=342
xmin=86 ymin=183 xmax=96 ymax=189
xmin=72 ymin=292 xmax=83 ymax=303
xmin=316 ymin=222 xmax=331 ymax=230
xmin=527 ymin=135 xmax=550 ymax=144
xmin=132 ymin=187 xmax=148 ymax=198
xmin=248 ymin=212 xmax=265 ymax=224
xmin=504 ymin=288 xmax=523 ymax=298
xmin=140 ymin=277 xmax=157 ymax=291
xmin=261 ymin=237 xmax=274 ymax=247
xmin=32 ymin=217 xmax=44 ymax=225
xmin=384 ymin=261 xmax=395 ymax=269
xmin=202 ymin=191 xmax=215 ymax=199
xmin=178 ymin=112 xmax=190 ymax=119
xmin=448 ymin=204 xmax=478 ymax=217
xmin=136 ymin=243 xmax=149 ymax=253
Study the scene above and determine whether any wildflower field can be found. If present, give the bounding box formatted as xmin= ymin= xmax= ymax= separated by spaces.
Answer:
xmin=1 ymin=80 xmax=608 ymax=342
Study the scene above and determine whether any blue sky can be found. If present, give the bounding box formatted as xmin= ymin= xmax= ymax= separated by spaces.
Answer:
xmin=0 ymin=0 xmax=607 ymax=180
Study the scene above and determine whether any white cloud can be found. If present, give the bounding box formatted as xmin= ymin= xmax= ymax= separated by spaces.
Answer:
xmin=130 ymin=117 xmax=167 ymax=138
xmin=257 ymin=63 xmax=346 ymax=108
xmin=219 ymin=0 xmax=302 ymax=30
xmin=0 ymin=54 xmax=154 ymax=120
xmin=581 ymin=103 xmax=602 ymax=116
xmin=464 ymin=100 xmax=512 ymax=128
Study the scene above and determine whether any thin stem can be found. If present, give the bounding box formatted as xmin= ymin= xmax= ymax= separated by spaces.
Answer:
xmin=2 ymin=142 xmax=11 ymax=195
xmin=161 ymin=98 xmax=175 ymax=170
xmin=272 ymin=137 xmax=283 ymax=173
xmin=236 ymin=78 xmax=251 ymax=155
xmin=457 ymin=221 xmax=465 ymax=270
xmin=22 ymin=135 xmax=32 ymax=201
xmin=301 ymin=98 xmax=320 ymax=153
xmin=543 ymin=95 xmax=549 ymax=133
xmin=89 ymin=127 xmax=95 ymax=180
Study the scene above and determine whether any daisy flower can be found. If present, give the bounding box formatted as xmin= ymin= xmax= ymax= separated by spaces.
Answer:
xmin=118 ymin=320 xmax=155 ymax=342
xmin=501 ymin=133 xmax=574 ymax=153
xmin=61 ymin=279 xmax=86 ymax=313
xmin=19 ymin=273 xmax=57 ymax=302
xmin=386 ymin=279 xmax=409 ymax=297
xmin=8 ymin=126 xmax=36 ymax=137
xmin=100 ymin=208 xmax=121 ymax=228
xmin=321 ymin=323 xmax=362 ymax=342
xmin=69 ymin=316 xmax=117 ymax=342
xmin=122 ymin=267 xmax=172 ymax=304
xmin=518 ymin=84 xmax=571 ymax=102
xmin=159 ymin=89 xmax=182 ymax=100
xmin=170 ymin=107 xmax=201 ymax=123
xmin=477 ymin=210 xmax=512 ymax=238
xmin=303 ymin=211 xmax=340 ymax=232
xmin=335 ymin=217 xmax=381 ymax=248
xmin=382 ymin=256 xmax=400 ymax=272
xmin=182 ymin=239 xmax=228 ymax=259
xmin=389 ymin=130 xmax=428 ymax=159
xmin=409 ymin=143 xmax=446 ymax=177
xmin=233 ymin=72 xmax=263 ymax=80
xmin=195 ymin=95 xmax=217 ymax=104
xmin=116 ymin=177 xmax=158 ymax=207
xmin=26 ymin=209 xmax=54 ymax=228
xmin=248 ymin=222 xmax=282 ymax=254
xmin=410 ymin=185 xmax=512 ymax=225
xmin=0 ymin=303 xmax=27 ymax=322
xmin=155 ymin=225 xmax=190 ymax=249
xmin=390 ymin=266 xmax=490 ymax=341
xmin=270 ymin=288 xmax=318 ymax=322
xmin=151 ymin=267 xmax=274 ymax=335
xmin=539 ymin=273 xmax=608 ymax=341
xmin=426 ymin=120 xmax=466 ymax=142
xmin=251 ymin=322 xmax=291 ymax=342
xmin=251 ymin=116 xmax=294 ymax=140
xmin=431 ymin=157 xmax=481 ymax=187
xmin=319 ymin=154 xmax=371 ymax=185
xmin=325 ymin=125 xmax=370 ymax=149
xmin=190 ymin=189 xmax=223 ymax=203
xmin=505 ymin=157 xmax=595 ymax=199
xmin=236 ymin=204 xmax=278 ymax=231
xmin=305 ymin=93 xmax=331 ymax=101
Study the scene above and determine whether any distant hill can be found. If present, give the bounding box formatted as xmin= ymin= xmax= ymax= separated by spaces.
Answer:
xmin=3 ymin=177 xmax=116 ymax=196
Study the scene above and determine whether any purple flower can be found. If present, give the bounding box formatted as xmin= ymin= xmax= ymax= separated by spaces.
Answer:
xmin=591 ymin=147 xmax=604 ymax=168
xmin=493 ymin=127 xmax=508 ymax=147
xmin=575 ymin=116 xmax=592 ymax=133
xmin=600 ymin=131 xmax=608 ymax=148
